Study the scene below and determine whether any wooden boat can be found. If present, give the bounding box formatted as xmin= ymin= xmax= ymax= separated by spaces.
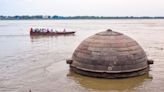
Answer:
xmin=30 ymin=28 xmax=75 ymax=36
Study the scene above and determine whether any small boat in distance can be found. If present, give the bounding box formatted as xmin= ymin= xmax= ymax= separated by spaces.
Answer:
xmin=30 ymin=28 xmax=75 ymax=36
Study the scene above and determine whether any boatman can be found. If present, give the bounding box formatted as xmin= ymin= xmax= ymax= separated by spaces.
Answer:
xmin=63 ymin=29 xmax=66 ymax=32
xmin=30 ymin=28 xmax=33 ymax=35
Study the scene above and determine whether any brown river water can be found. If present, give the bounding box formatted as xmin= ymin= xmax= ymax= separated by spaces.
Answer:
xmin=0 ymin=19 xmax=164 ymax=92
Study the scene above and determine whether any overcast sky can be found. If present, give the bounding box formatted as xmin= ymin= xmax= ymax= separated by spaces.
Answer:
xmin=0 ymin=0 xmax=164 ymax=16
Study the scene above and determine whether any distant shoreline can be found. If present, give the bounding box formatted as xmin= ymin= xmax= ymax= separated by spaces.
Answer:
xmin=1 ymin=18 xmax=164 ymax=20
xmin=1 ymin=15 xmax=164 ymax=20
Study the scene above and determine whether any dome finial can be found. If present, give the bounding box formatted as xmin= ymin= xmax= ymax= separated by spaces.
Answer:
xmin=106 ymin=29 xmax=112 ymax=32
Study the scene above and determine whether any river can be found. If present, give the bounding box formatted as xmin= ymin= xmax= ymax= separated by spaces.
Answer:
xmin=0 ymin=19 xmax=164 ymax=92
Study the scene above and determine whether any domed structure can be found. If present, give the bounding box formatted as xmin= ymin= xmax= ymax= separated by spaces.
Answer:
xmin=67 ymin=29 xmax=153 ymax=78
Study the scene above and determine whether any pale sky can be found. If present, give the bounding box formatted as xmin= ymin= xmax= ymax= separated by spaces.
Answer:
xmin=0 ymin=0 xmax=164 ymax=16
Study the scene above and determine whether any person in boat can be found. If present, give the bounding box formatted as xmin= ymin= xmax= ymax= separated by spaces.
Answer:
xmin=30 ymin=28 xmax=33 ymax=31
xmin=41 ymin=29 xmax=45 ymax=33
xmin=34 ymin=28 xmax=37 ymax=32
xmin=30 ymin=28 xmax=33 ymax=34
xmin=46 ymin=29 xmax=50 ymax=33
xmin=63 ymin=29 xmax=66 ymax=32
xmin=40 ymin=28 xmax=43 ymax=32
xmin=50 ymin=29 xmax=53 ymax=32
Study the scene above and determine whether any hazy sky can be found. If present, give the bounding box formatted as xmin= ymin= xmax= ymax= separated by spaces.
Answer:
xmin=0 ymin=0 xmax=164 ymax=16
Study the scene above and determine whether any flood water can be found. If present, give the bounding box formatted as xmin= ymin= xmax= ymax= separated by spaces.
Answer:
xmin=0 ymin=19 xmax=164 ymax=92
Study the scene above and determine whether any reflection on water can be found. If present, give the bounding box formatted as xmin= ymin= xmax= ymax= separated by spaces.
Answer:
xmin=67 ymin=71 xmax=153 ymax=91
xmin=30 ymin=34 xmax=75 ymax=42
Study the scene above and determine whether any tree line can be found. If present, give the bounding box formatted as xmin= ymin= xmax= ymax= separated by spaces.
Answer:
xmin=0 ymin=15 xmax=164 ymax=20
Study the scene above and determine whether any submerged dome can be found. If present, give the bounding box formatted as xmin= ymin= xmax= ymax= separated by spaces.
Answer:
xmin=67 ymin=29 xmax=152 ymax=78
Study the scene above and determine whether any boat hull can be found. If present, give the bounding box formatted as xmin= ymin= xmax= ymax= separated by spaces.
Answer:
xmin=30 ymin=31 xmax=75 ymax=36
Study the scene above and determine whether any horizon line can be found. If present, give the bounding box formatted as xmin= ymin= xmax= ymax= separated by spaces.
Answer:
xmin=1 ymin=15 xmax=164 ymax=20
xmin=1 ymin=15 xmax=164 ymax=17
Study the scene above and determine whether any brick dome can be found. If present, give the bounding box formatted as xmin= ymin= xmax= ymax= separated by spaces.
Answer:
xmin=67 ymin=29 xmax=152 ymax=78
